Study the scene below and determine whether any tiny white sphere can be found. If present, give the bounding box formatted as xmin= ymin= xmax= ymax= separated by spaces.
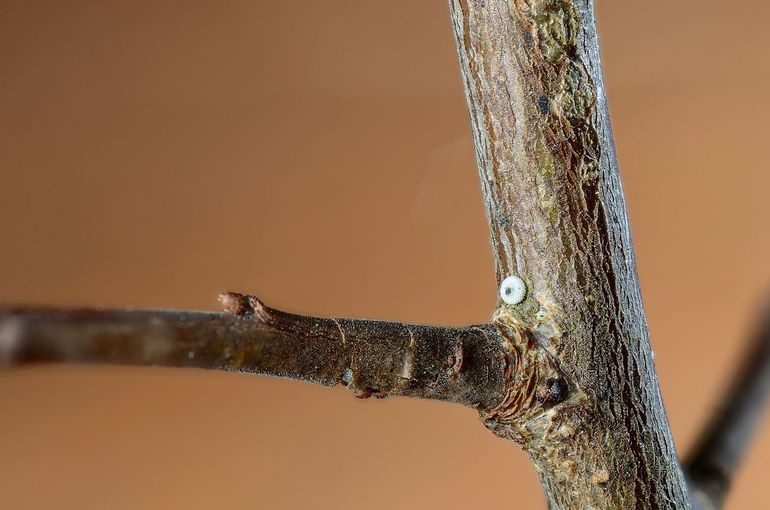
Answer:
xmin=500 ymin=275 xmax=527 ymax=305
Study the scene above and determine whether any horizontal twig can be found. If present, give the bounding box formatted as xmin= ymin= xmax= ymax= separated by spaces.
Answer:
xmin=0 ymin=292 xmax=509 ymax=410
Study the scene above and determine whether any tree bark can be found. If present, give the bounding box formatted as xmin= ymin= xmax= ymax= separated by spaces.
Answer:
xmin=0 ymin=293 xmax=510 ymax=410
xmin=448 ymin=0 xmax=690 ymax=507
xmin=2 ymin=1 xmax=769 ymax=509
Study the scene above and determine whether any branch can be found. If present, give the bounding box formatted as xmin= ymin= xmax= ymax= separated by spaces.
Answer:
xmin=449 ymin=0 xmax=691 ymax=507
xmin=686 ymin=305 xmax=770 ymax=509
xmin=0 ymin=292 xmax=509 ymax=410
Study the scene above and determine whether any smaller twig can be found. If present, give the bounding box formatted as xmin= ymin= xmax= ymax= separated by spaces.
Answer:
xmin=686 ymin=301 xmax=770 ymax=509
xmin=0 ymin=292 xmax=509 ymax=411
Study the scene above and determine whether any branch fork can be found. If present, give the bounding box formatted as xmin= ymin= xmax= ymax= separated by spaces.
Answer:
xmin=3 ymin=0 xmax=770 ymax=508
xmin=1 ymin=290 xmax=579 ymax=432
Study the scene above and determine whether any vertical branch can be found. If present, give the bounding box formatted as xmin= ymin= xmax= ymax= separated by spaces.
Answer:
xmin=449 ymin=0 xmax=690 ymax=507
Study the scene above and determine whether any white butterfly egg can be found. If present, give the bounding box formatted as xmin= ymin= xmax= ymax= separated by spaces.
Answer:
xmin=500 ymin=275 xmax=527 ymax=305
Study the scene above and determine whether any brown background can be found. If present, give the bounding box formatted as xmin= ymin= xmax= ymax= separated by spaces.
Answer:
xmin=1 ymin=1 xmax=768 ymax=508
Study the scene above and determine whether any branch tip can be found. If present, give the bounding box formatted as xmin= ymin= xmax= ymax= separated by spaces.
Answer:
xmin=0 ymin=316 xmax=23 ymax=366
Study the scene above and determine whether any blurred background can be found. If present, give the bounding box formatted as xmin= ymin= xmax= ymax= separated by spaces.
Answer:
xmin=1 ymin=1 xmax=768 ymax=508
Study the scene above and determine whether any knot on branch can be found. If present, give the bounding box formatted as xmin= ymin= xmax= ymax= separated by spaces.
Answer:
xmin=219 ymin=292 xmax=514 ymax=409
xmin=219 ymin=292 xmax=270 ymax=321
xmin=480 ymin=316 xmax=575 ymax=444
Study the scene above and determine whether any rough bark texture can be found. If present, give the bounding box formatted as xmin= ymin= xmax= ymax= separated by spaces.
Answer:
xmin=449 ymin=0 xmax=690 ymax=507
xmin=3 ymin=2 xmax=769 ymax=509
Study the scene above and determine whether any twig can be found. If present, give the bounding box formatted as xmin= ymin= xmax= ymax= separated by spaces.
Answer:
xmin=0 ymin=292 xmax=509 ymax=410
xmin=686 ymin=304 xmax=770 ymax=509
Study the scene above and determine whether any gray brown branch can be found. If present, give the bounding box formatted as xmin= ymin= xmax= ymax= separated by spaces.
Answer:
xmin=449 ymin=0 xmax=690 ymax=506
xmin=2 ymin=1 xmax=766 ymax=508
xmin=686 ymin=306 xmax=770 ymax=509
xmin=0 ymin=292 xmax=510 ymax=411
